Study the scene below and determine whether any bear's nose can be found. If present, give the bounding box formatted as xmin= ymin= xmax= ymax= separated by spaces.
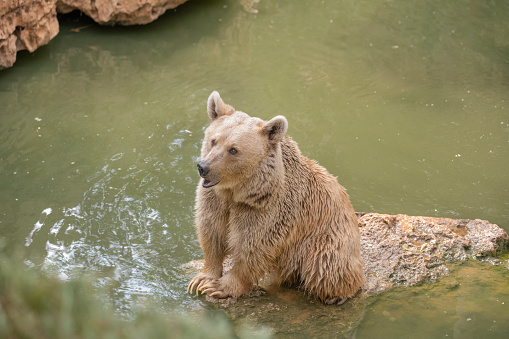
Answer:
xmin=197 ymin=162 xmax=210 ymax=177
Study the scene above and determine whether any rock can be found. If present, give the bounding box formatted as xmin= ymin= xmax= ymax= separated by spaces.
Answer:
xmin=0 ymin=0 xmax=189 ymax=69
xmin=0 ymin=0 xmax=59 ymax=69
xmin=56 ymin=0 xmax=189 ymax=25
xmin=357 ymin=213 xmax=508 ymax=293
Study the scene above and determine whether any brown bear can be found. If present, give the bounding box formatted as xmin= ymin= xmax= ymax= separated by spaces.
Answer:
xmin=187 ymin=91 xmax=364 ymax=304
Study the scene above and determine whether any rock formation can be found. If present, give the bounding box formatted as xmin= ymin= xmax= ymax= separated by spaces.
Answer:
xmin=0 ymin=0 xmax=59 ymax=69
xmin=56 ymin=0 xmax=189 ymax=25
xmin=0 ymin=0 xmax=189 ymax=69
xmin=357 ymin=213 xmax=508 ymax=293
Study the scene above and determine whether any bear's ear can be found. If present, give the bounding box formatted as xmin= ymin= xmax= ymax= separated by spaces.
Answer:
xmin=207 ymin=91 xmax=235 ymax=121
xmin=262 ymin=115 xmax=288 ymax=143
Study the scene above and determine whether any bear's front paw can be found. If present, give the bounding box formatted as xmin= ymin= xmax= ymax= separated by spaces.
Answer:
xmin=201 ymin=274 xmax=251 ymax=299
xmin=187 ymin=272 xmax=217 ymax=295
xmin=200 ymin=281 xmax=228 ymax=299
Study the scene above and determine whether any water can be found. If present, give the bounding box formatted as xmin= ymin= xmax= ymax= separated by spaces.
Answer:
xmin=1 ymin=0 xmax=508 ymax=336
xmin=356 ymin=261 xmax=509 ymax=338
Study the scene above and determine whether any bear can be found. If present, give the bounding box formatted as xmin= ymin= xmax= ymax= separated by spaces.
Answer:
xmin=187 ymin=91 xmax=364 ymax=304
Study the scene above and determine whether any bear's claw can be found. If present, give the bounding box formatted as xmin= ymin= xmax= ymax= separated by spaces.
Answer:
xmin=187 ymin=279 xmax=199 ymax=295
xmin=324 ymin=296 xmax=348 ymax=305
xmin=200 ymin=280 xmax=226 ymax=297
xmin=209 ymin=291 xmax=225 ymax=298
xmin=196 ymin=280 xmax=208 ymax=293
xmin=188 ymin=273 xmax=212 ymax=295
xmin=202 ymin=288 xmax=227 ymax=298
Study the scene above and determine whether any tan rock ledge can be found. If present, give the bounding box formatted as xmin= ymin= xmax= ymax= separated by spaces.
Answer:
xmin=356 ymin=213 xmax=508 ymax=293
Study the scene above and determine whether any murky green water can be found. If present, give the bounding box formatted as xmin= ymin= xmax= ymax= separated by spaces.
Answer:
xmin=1 ymin=0 xmax=508 ymax=336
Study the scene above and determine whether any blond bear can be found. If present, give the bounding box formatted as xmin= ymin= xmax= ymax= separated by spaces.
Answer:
xmin=188 ymin=91 xmax=364 ymax=304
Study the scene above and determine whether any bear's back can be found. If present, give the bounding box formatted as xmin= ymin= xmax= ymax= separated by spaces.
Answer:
xmin=278 ymin=136 xmax=357 ymax=237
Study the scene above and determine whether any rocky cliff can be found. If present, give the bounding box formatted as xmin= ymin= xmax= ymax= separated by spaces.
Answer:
xmin=0 ymin=0 xmax=189 ymax=69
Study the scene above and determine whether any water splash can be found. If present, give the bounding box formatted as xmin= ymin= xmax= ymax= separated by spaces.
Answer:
xmin=25 ymin=208 xmax=52 ymax=246
xmin=24 ymin=125 xmax=200 ymax=315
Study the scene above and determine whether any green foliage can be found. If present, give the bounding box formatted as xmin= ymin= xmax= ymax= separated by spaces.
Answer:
xmin=0 ymin=253 xmax=271 ymax=339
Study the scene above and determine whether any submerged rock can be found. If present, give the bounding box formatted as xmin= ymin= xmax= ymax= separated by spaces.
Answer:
xmin=0 ymin=0 xmax=189 ymax=69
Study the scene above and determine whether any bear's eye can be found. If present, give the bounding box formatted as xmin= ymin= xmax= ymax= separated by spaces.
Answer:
xmin=211 ymin=139 xmax=216 ymax=147
xmin=229 ymin=147 xmax=238 ymax=155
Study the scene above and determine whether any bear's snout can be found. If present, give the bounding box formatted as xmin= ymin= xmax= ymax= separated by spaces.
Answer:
xmin=197 ymin=161 xmax=210 ymax=178
xmin=197 ymin=161 xmax=220 ymax=188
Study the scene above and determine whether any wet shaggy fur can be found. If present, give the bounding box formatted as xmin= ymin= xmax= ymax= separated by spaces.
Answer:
xmin=188 ymin=91 xmax=364 ymax=304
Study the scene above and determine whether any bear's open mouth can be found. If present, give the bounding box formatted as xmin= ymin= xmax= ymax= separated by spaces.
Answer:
xmin=202 ymin=179 xmax=219 ymax=188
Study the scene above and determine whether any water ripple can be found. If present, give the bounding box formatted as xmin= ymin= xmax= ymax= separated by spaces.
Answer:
xmin=25 ymin=123 xmax=200 ymax=314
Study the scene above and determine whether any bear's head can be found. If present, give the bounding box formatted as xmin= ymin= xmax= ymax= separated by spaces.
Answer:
xmin=197 ymin=91 xmax=288 ymax=189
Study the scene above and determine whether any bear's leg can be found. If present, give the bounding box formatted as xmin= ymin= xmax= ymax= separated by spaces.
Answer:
xmin=188 ymin=205 xmax=228 ymax=295
xmin=299 ymin=231 xmax=362 ymax=304
xmin=188 ymin=230 xmax=226 ymax=294
xmin=187 ymin=247 xmax=225 ymax=295
xmin=201 ymin=211 xmax=275 ymax=299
